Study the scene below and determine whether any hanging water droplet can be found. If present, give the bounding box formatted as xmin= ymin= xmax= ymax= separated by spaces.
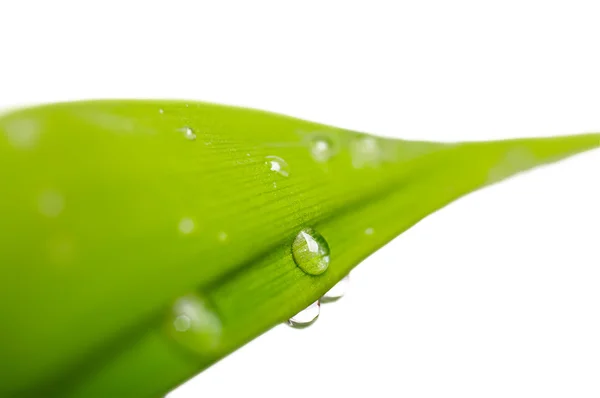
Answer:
xmin=178 ymin=218 xmax=195 ymax=234
xmin=180 ymin=126 xmax=196 ymax=141
xmin=365 ymin=227 xmax=374 ymax=235
xmin=167 ymin=293 xmax=221 ymax=353
xmin=288 ymin=301 xmax=320 ymax=328
xmin=310 ymin=137 xmax=333 ymax=162
xmin=159 ymin=108 xmax=164 ymax=114
xmin=292 ymin=228 xmax=330 ymax=275
xmin=38 ymin=190 xmax=65 ymax=218
xmin=265 ymin=155 xmax=289 ymax=177
xmin=321 ymin=275 xmax=350 ymax=302
xmin=351 ymin=136 xmax=382 ymax=168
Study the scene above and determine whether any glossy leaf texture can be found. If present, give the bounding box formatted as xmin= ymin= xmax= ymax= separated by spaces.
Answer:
xmin=0 ymin=100 xmax=598 ymax=397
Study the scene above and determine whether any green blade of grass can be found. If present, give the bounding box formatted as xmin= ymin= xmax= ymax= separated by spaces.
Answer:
xmin=0 ymin=100 xmax=597 ymax=397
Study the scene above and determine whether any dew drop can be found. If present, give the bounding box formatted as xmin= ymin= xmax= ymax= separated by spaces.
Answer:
xmin=217 ymin=231 xmax=228 ymax=242
xmin=292 ymin=228 xmax=330 ymax=275
xmin=178 ymin=218 xmax=195 ymax=234
xmin=265 ymin=155 xmax=289 ymax=177
xmin=180 ymin=126 xmax=196 ymax=141
xmin=173 ymin=314 xmax=192 ymax=332
xmin=4 ymin=118 xmax=40 ymax=149
xmin=288 ymin=301 xmax=320 ymax=328
xmin=321 ymin=275 xmax=350 ymax=302
xmin=159 ymin=108 xmax=164 ymax=114
xmin=365 ymin=227 xmax=374 ymax=235
xmin=38 ymin=190 xmax=65 ymax=218
xmin=310 ymin=137 xmax=333 ymax=162
xmin=167 ymin=293 xmax=221 ymax=353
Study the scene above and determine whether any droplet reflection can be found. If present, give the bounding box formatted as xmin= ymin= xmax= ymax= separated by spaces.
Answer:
xmin=292 ymin=228 xmax=330 ymax=275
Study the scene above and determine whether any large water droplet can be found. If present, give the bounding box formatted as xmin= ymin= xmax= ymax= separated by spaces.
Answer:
xmin=292 ymin=228 xmax=330 ymax=275
xmin=180 ymin=126 xmax=196 ymax=141
xmin=321 ymin=275 xmax=350 ymax=302
xmin=288 ymin=301 xmax=320 ymax=328
xmin=167 ymin=294 xmax=221 ymax=353
xmin=265 ymin=155 xmax=289 ymax=177
xmin=310 ymin=137 xmax=333 ymax=162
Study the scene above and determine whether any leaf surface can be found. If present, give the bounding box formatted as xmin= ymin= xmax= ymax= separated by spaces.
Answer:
xmin=0 ymin=100 xmax=597 ymax=396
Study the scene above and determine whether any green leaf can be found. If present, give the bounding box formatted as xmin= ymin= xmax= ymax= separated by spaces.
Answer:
xmin=0 ymin=100 xmax=597 ymax=397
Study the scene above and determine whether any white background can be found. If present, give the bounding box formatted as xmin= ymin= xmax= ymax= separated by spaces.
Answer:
xmin=1 ymin=1 xmax=599 ymax=397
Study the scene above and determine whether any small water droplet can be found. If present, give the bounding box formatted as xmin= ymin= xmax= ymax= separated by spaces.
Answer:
xmin=159 ymin=108 xmax=164 ymax=114
xmin=321 ymin=275 xmax=350 ymax=302
xmin=288 ymin=301 xmax=320 ymax=328
xmin=4 ymin=118 xmax=40 ymax=149
xmin=180 ymin=126 xmax=196 ymax=141
xmin=310 ymin=137 xmax=333 ymax=162
xmin=351 ymin=136 xmax=382 ymax=168
xmin=167 ymin=293 xmax=221 ymax=352
xmin=292 ymin=228 xmax=330 ymax=275
xmin=365 ymin=227 xmax=374 ymax=235
xmin=178 ymin=218 xmax=195 ymax=234
xmin=217 ymin=231 xmax=228 ymax=242
xmin=38 ymin=190 xmax=65 ymax=217
xmin=265 ymin=155 xmax=289 ymax=177
xmin=246 ymin=153 xmax=251 ymax=157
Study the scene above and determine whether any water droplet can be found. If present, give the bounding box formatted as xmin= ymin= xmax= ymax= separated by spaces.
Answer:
xmin=288 ymin=301 xmax=320 ymax=328
xmin=292 ymin=228 xmax=330 ymax=275
xmin=365 ymin=227 xmax=374 ymax=235
xmin=167 ymin=293 xmax=221 ymax=353
xmin=321 ymin=275 xmax=350 ymax=302
xmin=173 ymin=314 xmax=191 ymax=331
xmin=178 ymin=218 xmax=195 ymax=234
xmin=351 ymin=136 xmax=382 ymax=168
xmin=265 ymin=155 xmax=289 ymax=177
xmin=180 ymin=126 xmax=196 ymax=141
xmin=38 ymin=190 xmax=65 ymax=217
xmin=217 ymin=231 xmax=228 ymax=242
xmin=159 ymin=108 xmax=164 ymax=114
xmin=310 ymin=137 xmax=333 ymax=162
